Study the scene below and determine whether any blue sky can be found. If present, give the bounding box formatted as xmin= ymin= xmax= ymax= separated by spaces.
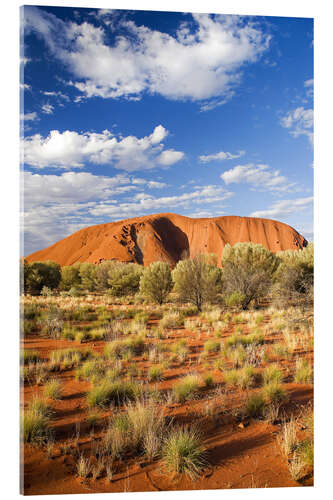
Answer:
xmin=21 ymin=6 xmax=313 ymax=256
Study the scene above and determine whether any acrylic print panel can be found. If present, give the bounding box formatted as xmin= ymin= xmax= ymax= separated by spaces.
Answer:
xmin=20 ymin=3 xmax=314 ymax=495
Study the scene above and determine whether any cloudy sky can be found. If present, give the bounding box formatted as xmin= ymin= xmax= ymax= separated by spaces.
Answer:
xmin=21 ymin=6 xmax=313 ymax=255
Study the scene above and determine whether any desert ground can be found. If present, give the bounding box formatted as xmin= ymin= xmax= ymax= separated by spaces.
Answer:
xmin=21 ymin=293 xmax=313 ymax=495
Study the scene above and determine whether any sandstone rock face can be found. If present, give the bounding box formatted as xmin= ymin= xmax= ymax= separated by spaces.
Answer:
xmin=26 ymin=213 xmax=307 ymax=267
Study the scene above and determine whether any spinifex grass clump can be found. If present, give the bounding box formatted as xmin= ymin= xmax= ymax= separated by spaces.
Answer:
xmin=294 ymin=358 xmax=313 ymax=384
xmin=263 ymin=382 xmax=288 ymax=404
xmin=50 ymin=348 xmax=93 ymax=369
xmin=43 ymin=378 xmax=63 ymax=400
xmin=75 ymin=358 xmax=106 ymax=382
xmin=160 ymin=311 xmax=184 ymax=329
xmin=21 ymin=349 xmax=40 ymax=365
xmin=86 ymin=380 xmax=142 ymax=407
xmin=173 ymin=374 xmax=200 ymax=402
xmin=244 ymin=392 xmax=266 ymax=418
xmin=262 ymin=364 xmax=284 ymax=385
xmin=203 ymin=340 xmax=221 ymax=353
xmin=148 ymin=365 xmax=164 ymax=382
xmin=21 ymin=397 xmax=51 ymax=443
xmin=162 ymin=426 xmax=206 ymax=479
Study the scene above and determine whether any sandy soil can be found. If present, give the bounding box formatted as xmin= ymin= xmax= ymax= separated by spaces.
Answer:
xmin=21 ymin=302 xmax=313 ymax=495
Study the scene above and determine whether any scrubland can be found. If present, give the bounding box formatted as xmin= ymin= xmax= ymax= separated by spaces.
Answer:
xmin=21 ymin=292 xmax=313 ymax=494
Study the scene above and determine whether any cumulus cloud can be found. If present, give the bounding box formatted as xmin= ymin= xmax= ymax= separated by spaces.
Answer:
xmin=199 ymin=150 xmax=245 ymax=163
xmin=280 ymin=106 xmax=313 ymax=146
xmin=250 ymin=196 xmax=313 ymax=218
xmin=157 ymin=150 xmax=185 ymax=166
xmin=22 ymin=125 xmax=184 ymax=171
xmin=220 ymin=163 xmax=295 ymax=192
xmin=24 ymin=7 xmax=270 ymax=105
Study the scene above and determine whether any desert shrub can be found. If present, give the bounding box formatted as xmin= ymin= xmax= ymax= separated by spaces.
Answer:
xmin=75 ymin=359 xmax=106 ymax=382
xmin=244 ymin=392 xmax=266 ymax=418
xmin=108 ymin=263 xmax=144 ymax=296
xmin=24 ymin=260 xmax=61 ymax=295
xmin=160 ymin=310 xmax=184 ymax=329
xmin=39 ymin=305 xmax=63 ymax=339
xmin=263 ymin=364 xmax=283 ymax=385
xmin=263 ymin=382 xmax=287 ymax=404
xmin=79 ymin=263 xmax=97 ymax=291
xmin=133 ymin=311 xmax=150 ymax=324
xmin=22 ymin=397 xmax=50 ymax=443
xmin=59 ymin=264 xmax=82 ymax=291
xmin=224 ymin=369 xmax=240 ymax=387
xmin=162 ymin=426 xmax=206 ymax=479
xmin=238 ymin=365 xmax=256 ymax=389
xmin=149 ymin=365 xmax=164 ymax=382
xmin=172 ymin=254 xmax=222 ymax=312
xmin=278 ymin=417 xmax=298 ymax=456
xmin=298 ymin=439 xmax=314 ymax=468
xmin=173 ymin=374 xmax=200 ymax=402
xmin=274 ymin=243 xmax=314 ymax=305
xmin=76 ymin=455 xmax=92 ymax=478
xmin=203 ymin=340 xmax=221 ymax=353
xmin=294 ymin=359 xmax=313 ymax=384
xmin=86 ymin=380 xmax=142 ymax=407
xmin=43 ymin=378 xmax=63 ymax=400
xmin=224 ymin=291 xmax=246 ymax=308
xmin=202 ymin=373 xmax=214 ymax=388
xmin=222 ymin=243 xmax=279 ymax=309
xmin=93 ymin=261 xmax=116 ymax=291
xmin=139 ymin=261 xmax=173 ymax=304
xmin=50 ymin=347 xmax=92 ymax=367
xmin=21 ymin=349 xmax=40 ymax=365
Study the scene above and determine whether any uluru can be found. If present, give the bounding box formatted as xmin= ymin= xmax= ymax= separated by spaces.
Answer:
xmin=26 ymin=213 xmax=308 ymax=267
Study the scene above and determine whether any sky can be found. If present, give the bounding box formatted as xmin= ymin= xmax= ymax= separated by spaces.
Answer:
xmin=21 ymin=5 xmax=314 ymax=256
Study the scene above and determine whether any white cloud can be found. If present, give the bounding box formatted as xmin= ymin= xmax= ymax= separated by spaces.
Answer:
xmin=220 ymin=163 xmax=295 ymax=192
xmin=24 ymin=7 xmax=270 ymax=105
xmin=20 ymin=83 xmax=31 ymax=91
xmin=199 ymin=150 xmax=245 ymax=163
xmin=280 ymin=106 xmax=313 ymax=146
xmin=41 ymin=103 xmax=54 ymax=114
xmin=42 ymin=90 xmax=70 ymax=101
xmin=23 ymin=171 xmax=136 ymax=209
xmin=89 ymin=185 xmax=233 ymax=218
xmin=23 ymin=125 xmax=184 ymax=171
xmin=20 ymin=112 xmax=38 ymax=121
xmin=157 ymin=150 xmax=185 ymax=166
xmin=22 ymin=174 xmax=233 ymax=254
xmin=304 ymin=78 xmax=313 ymax=99
xmin=250 ymin=196 xmax=313 ymax=219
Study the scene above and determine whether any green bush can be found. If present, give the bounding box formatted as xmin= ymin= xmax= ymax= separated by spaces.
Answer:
xmin=139 ymin=261 xmax=173 ymax=304
xmin=222 ymin=243 xmax=279 ymax=309
xmin=108 ymin=263 xmax=144 ymax=296
xmin=172 ymin=254 xmax=222 ymax=312
xmin=24 ymin=260 xmax=61 ymax=295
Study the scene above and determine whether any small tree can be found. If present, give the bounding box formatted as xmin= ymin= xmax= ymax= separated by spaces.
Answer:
xmin=108 ymin=262 xmax=144 ymax=296
xmin=172 ymin=254 xmax=221 ymax=312
xmin=79 ymin=262 xmax=97 ymax=291
xmin=274 ymin=243 xmax=313 ymax=305
xmin=24 ymin=260 xmax=61 ymax=295
xmin=222 ymin=243 xmax=279 ymax=309
xmin=60 ymin=264 xmax=81 ymax=291
xmin=93 ymin=261 xmax=115 ymax=291
xmin=139 ymin=261 xmax=173 ymax=304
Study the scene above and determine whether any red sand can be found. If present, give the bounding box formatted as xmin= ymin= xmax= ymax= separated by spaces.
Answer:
xmin=26 ymin=213 xmax=307 ymax=267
